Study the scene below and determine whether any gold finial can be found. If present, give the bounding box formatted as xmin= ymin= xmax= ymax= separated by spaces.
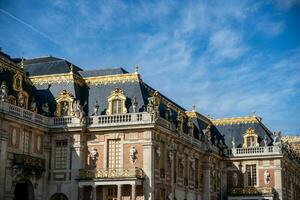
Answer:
xmin=192 ymin=105 xmax=196 ymax=112
xmin=134 ymin=65 xmax=139 ymax=74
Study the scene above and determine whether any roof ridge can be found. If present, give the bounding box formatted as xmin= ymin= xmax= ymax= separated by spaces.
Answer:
xmin=212 ymin=116 xmax=260 ymax=126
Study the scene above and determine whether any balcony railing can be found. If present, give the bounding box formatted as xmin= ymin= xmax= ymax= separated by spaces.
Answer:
xmin=227 ymin=146 xmax=281 ymax=157
xmin=0 ymin=101 xmax=154 ymax=129
xmin=229 ymin=187 xmax=274 ymax=196
xmin=79 ymin=168 xmax=144 ymax=180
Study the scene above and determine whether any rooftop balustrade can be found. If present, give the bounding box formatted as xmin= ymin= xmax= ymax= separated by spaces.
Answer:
xmin=227 ymin=146 xmax=282 ymax=157
xmin=0 ymin=101 xmax=154 ymax=129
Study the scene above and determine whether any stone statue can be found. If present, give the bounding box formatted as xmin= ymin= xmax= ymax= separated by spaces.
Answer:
xmin=30 ymin=96 xmax=38 ymax=113
xmin=167 ymin=192 xmax=173 ymax=200
xmin=272 ymin=131 xmax=282 ymax=146
xmin=263 ymin=135 xmax=268 ymax=147
xmin=129 ymin=146 xmax=138 ymax=163
xmin=0 ymin=81 xmax=8 ymax=102
xmin=232 ymin=137 xmax=236 ymax=148
xmin=233 ymin=172 xmax=238 ymax=186
xmin=132 ymin=97 xmax=138 ymax=113
xmin=73 ymin=100 xmax=87 ymax=123
xmin=264 ymin=170 xmax=270 ymax=185
xmin=156 ymin=146 xmax=161 ymax=158
xmin=61 ymin=102 xmax=69 ymax=116
xmin=17 ymin=92 xmax=24 ymax=108
xmin=90 ymin=148 xmax=98 ymax=168
xmin=203 ymin=125 xmax=211 ymax=142
xmin=168 ymin=150 xmax=174 ymax=162
xmin=42 ymin=102 xmax=50 ymax=116
xmin=93 ymin=101 xmax=99 ymax=116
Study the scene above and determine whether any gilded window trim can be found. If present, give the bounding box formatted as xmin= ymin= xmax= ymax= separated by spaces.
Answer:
xmin=107 ymin=88 xmax=127 ymax=115
xmin=55 ymin=90 xmax=75 ymax=117
xmin=13 ymin=73 xmax=23 ymax=92
xmin=243 ymin=128 xmax=259 ymax=148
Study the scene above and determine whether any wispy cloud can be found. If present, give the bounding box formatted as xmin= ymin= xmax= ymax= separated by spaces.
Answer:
xmin=0 ymin=8 xmax=57 ymax=45
xmin=1 ymin=0 xmax=299 ymax=134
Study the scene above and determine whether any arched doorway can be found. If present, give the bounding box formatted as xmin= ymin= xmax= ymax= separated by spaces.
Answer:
xmin=14 ymin=179 xmax=34 ymax=200
xmin=49 ymin=193 xmax=68 ymax=200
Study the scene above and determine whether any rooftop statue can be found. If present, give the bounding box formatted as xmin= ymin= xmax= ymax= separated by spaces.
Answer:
xmin=0 ymin=81 xmax=8 ymax=102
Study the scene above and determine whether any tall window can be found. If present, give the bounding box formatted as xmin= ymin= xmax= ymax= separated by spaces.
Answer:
xmin=55 ymin=140 xmax=68 ymax=169
xmin=23 ymin=130 xmax=30 ymax=153
xmin=246 ymin=164 xmax=257 ymax=186
xmin=108 ymin=139 xmax=121 ymax=169
xmin=112 ymin=99 xmax=122 ymax=114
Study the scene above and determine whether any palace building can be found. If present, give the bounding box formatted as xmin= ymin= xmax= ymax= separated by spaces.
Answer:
xmin=0 ymin=50 xmax=299 ymax=200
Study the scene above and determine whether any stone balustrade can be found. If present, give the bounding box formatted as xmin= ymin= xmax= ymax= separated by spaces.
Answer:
xmin=227 ymin=146 xmax=281 ymax=157
xmin=0 ymin=101 xmax=154 ymax=129
xmin=0 ymin=101 xmax=49 ymax=126
xmin=229 ymin=187 xmax=273 ymax=196
xmin=79 ymin=168 xmax=144 ymax=180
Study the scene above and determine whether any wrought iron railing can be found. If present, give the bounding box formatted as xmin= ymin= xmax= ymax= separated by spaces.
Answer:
xmin=79 ymin=168 xmax=144 ymax=179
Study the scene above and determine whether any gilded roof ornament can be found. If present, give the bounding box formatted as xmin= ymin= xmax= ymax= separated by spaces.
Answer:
xmin=212 ymin=116 xmax=259 ymax=126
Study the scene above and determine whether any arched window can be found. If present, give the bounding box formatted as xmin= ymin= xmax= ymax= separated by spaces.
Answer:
xmin=107 ymin=88 xmax=127 ymax=115
xmin=49 ymin=193 xmax=68 ymax=200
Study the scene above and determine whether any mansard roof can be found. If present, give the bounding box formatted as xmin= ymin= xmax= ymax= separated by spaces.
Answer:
xmin=211 ymin=116 xmax=274 ymax=148
xmin=24 ymin=56 xmax=82 ymax=76
xmin=79 ymin=68 xmax=129 ymax=77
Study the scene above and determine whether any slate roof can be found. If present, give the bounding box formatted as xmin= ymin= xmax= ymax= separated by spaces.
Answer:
xmin=24 ymin=56 xmax=82 ymax=76
xmin=79 ymin=68 xmax=129 ymax=77
xmin=211 ymin=116 xmax=274 ymax=148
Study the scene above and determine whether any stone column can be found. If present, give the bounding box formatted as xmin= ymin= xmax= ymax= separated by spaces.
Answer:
xmin=202 ymin=162 xmax=211 ymax=200
xmin=131 ymin=184 xmax=136 ymax=200
xmin=117 ymin=184 xmax=122 ymax=200
xmin=142 ymin=138 xmax=154 ymax=200
xmin=78 ymin=186 xmax=84 ymax=200
xmin=274 ymin=159 xmax=283 ymax=200
xmin=0 ymin=127 xmax=8 ymax=200
xmin=92 ymin=186 xmax=97 ymax=200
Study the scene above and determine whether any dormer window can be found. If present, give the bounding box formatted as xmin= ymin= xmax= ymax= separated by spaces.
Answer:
xmin=107 ymin=88 xmax=127 ymax=115
xmin=55 ymin=90 xmax=74 ymax=117
xmin=243 ymin=128 xmax=259 ymax=148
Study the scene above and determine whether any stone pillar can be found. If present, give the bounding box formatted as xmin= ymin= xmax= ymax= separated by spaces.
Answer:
xmin=274 ymin=159 xmax=283 ymax=200
xmin=92 ymin=186 xmax=97 ymax=200
xmin=202 ymin=162 xmax=211 ymax=200
xmin=78 ymin=186 xmax=84 ymax=200
xmin=131 ymin=184 xmax=136 ymax=200
xmin=0 ymin=126 xmax=8 ymax=200
xmin=143 ymin=137 xmax=154 ymax=200
xmin=117 ymin=184 xmax=122 ymax=200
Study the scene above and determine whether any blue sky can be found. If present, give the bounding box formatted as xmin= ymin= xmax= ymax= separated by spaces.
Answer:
xmin=0 ymin=0 xmax=300 ymax=134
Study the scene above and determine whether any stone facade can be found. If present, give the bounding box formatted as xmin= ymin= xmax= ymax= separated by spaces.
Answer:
xmin=0 ymin=51 xmax=299 ymax=200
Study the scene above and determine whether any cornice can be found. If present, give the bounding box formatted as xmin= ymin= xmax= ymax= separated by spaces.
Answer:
xmin=84 ymin=73 xmax=140 ymax=86
xmin=282 ymin=136 xmax=300 ymax=143
xmin=211 ymin=116 xmax=259 ymax=126
xmin=0 ymin=56 xmax=23 ymax=74
xmin=29 ymin=73 xmax=85 ymax=86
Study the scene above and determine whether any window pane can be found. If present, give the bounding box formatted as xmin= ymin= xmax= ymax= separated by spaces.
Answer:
xmin=55 ymin=140 xmax=68 ymax=169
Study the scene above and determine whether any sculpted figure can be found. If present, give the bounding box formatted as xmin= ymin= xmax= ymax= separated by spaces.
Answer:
xmin=233 ymin=172 xmax=238 ymax=186
xmin=30 ymin=96 xmax=38 ymax=112
xmin=263 ymin=135 xmax=268 ymax=147
xmin=17 ymin=92 xmax=24 ymax=108
xmin=132 ymin=97 xmax=138 ymax=113
xmin=93 ymin=101 xmax=99 ymax=116
xmin=89 ymin=148 xmax=98 ymax=168
xmin=42 ymin=102 xmax=50 ymax=116
xmin=0 ymin=81 xmax=8 ymax=102
xmin=264 ymin=170 xmax=270 ymax=185
xmin=61 ymin=102 xmax=69 ymax=116
xmin=129 ymin=146 xmax=138 ymax=163
xmin=232 ymin=137 xmax=236 ymax=148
